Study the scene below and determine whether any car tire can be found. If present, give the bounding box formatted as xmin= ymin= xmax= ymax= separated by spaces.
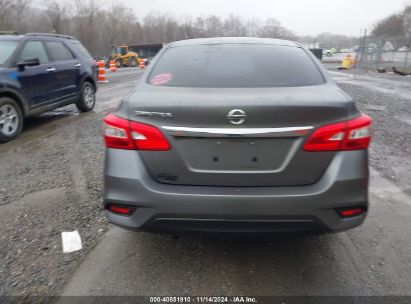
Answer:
xmin=75 ymin=82 xmax=96 ymax=112
xmin=0 ymin=97 xmax=23 ymax=143
xmin=115 ymin=59 xmax=123 ymax=69
xmin=115 ymin=59 xmax=122 ymax=68
xmin=129 ymin=57 xmax=137 ymax=67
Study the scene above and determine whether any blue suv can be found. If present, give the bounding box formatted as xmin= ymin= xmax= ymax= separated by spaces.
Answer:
xmin=0 ymin=33 xmax=98 ymax=142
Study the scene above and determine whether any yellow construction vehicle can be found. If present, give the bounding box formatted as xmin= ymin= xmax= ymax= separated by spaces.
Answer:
xmin=109 ymin=45 xmax=139 ymax=68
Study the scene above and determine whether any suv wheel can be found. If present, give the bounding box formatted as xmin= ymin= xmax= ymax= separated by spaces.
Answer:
xmin=0 ymin=97 xmax=23 ymax=143
xmin=76 ymin=82 xmax=96 ymax=112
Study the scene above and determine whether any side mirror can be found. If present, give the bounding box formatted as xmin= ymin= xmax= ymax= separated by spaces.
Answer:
xmin=17 ymin=57 xmax=40 ymax=69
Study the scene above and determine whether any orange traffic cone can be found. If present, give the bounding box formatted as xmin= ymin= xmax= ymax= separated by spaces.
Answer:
xmin=139 ymin=59 xmax=145 ymax=70
xmin=98 ymin=61 xmax=109 ymax=83
xmin=109 ymin=60 xmax=117 ymax=72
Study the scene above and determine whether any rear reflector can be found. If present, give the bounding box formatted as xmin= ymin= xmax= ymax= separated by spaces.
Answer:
xmin=303 ymin=114 xmax=372 ymax=151
xmin=338 ymin=207 xmax=365 ymax=218
xmin=103 ymin=114 xmax=171 ymax=151
xmin=107 ymin=204 xmax=133 ymax=216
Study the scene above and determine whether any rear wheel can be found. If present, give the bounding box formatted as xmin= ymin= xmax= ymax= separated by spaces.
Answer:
xmin=115 ymin=59 xmax=122 ymax=68
xmin=0 ymin=97 xmax=23 ymax=143
xmin=75 ymin=82 xmax=96 ymax=112
xmin=129 ymin=57 xmax=137 ymax=67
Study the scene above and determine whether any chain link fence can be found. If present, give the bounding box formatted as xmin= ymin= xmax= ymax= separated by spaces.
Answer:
xmin=355 ymin=35 xmax=411 ymax=72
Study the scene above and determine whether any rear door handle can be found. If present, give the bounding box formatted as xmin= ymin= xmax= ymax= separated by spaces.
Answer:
xmin=74 ymin=63 xmax=82 ymax=68
xmin=46 ymin=67 xmax=56 ymax=72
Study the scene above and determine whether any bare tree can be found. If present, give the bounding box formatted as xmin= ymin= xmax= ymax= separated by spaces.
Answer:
xmin=203 ymin=16 xmax=224 ymax=37
xmin=258 ymin=18 xmax=295 ymax=39
xmin=223 ymin=15 xmax=247 ymax=36
xmin=44 ymin=0 xmax=70 ymax=34
xmin=403 ymin=6 xmax=411 ymax=41
xmin=71 ymin=0 xmax=100 ymax=54
xmin=0 ymin=0 xmax=30 ymax=32
xmin=244 ymin=18 xmax=262 ymax=37
xmin=179 ymin=16 xmax=195 ymax=40
xmin=104 ymin=3 xmax=138 ymax=45
xmin=372 ymin=13 xmax=405 ymax=37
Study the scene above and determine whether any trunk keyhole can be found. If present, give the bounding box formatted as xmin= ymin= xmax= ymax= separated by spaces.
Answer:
xmin=252 ymin=157 xmax=258 ymax=162
xmin=213 ymin=157 xmax=219 ymax=162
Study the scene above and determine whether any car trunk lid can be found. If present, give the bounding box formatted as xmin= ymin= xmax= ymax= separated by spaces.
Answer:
xmin=126 ymin=84 xmax=352 ymax=187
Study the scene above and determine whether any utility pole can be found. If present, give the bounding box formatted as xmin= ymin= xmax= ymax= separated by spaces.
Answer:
xmin=403 ymin=12 xmax=411 ymax=70
xmin=356 ymin=29 xmax=367 ymax=69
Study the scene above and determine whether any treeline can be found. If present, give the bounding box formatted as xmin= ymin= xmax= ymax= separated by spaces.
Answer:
xmin=0 ymin=0 xmax=297 ymax=56
xmin=1 ymin=0 xmax=359 ymax=56
xmin=372 ymin=5 xmax=411 ymax=38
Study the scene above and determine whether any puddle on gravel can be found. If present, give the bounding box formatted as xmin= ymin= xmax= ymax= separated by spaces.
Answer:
xmin=370 ymin=168 xmax=411 ymax=205
xmin=0 ymin=107 xmax=93 ymax=153
xmin=24 ymin=107 xmax=79 ymax=131
xmin=395 ymin=113 xmax=411 ymax=125
xmin=329 ymin=71 xmax=411 ymax=100
xmin=365 ymin=105 xmax=386 ymax=111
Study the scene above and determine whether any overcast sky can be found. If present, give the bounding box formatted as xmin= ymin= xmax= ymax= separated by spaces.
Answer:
xmin=122 ymin=0 xmax=410 ymax=36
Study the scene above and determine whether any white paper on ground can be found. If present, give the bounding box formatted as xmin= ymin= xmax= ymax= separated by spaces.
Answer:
xmin=61 ymin=230 xmax=82 ymax=253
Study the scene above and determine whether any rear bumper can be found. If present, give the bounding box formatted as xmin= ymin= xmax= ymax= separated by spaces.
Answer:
xmin=104 ymin=149 xmax=369 ymax=233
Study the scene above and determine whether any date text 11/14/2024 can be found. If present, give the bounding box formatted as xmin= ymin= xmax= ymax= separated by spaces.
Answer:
xmin=149 ymin=296 xmax=258 ymax=303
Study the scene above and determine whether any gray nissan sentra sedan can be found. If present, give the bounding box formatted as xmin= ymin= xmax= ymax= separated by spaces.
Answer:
xmin=102 ymin=37 xmax=372 ymax=234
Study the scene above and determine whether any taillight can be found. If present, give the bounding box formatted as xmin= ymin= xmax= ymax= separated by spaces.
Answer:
xmin=103 ymin=114 xmax=171 ymax=151
xmin=303 ymin=114 xmax=372 ymax=152
xmin=107 ymin=204 xmax=134 ymax=216
xmin=338 ymin=207 xmax=365 ymax=218
xmin=103 ymin=114 xmax=136 ymax=150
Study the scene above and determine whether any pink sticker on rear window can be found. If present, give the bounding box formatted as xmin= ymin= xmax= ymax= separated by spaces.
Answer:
xmin=150 ymin=73 xmax=173 ymax=86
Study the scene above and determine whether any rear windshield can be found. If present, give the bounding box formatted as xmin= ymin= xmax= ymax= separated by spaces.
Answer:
xmin=70 ymin=42 xmax=92 ymax=59
xmin=148 ymin=44 xmax=324 ymax=88
xmin=0 ymin=41 xmax=18 ymax=65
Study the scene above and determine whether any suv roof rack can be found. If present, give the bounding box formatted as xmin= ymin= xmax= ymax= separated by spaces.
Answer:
xmin=25 ymin=33 xmax=75 ymax=40
xmin=0 ymin=31 xmax=19 ymax=35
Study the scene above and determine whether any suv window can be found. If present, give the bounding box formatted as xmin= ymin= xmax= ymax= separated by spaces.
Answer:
xmin=70 ymin=42 xmax=92 ymax=59
xmin=46 ymin=41 xmax=74 ymax=61
xmin=149 ymin=44 xmax=325 ymax=88
xmin=0 ymin=40 xmax=18 ymax=65
xmin=19 ymin=41 xmax=49 ymax=64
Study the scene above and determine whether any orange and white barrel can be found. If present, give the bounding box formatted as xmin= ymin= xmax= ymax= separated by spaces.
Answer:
xmin=98 ymin=61 xmax=109 ymax=83
xmin=139 ymin=59 xmax=145 ymax=70
xmin=109 ymin=60 xmax=117 ymax=72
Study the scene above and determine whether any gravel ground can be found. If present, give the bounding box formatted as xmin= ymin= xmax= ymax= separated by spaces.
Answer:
xmin=0 ymin=109 xmax=108 ymax=296
xmin=327 ymin=68 xmax=411 ymax=191
xmin=0 ymin=67 xmax=410 ymax=297
xmin=0 ymin=69 xmax=141 ymax=296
